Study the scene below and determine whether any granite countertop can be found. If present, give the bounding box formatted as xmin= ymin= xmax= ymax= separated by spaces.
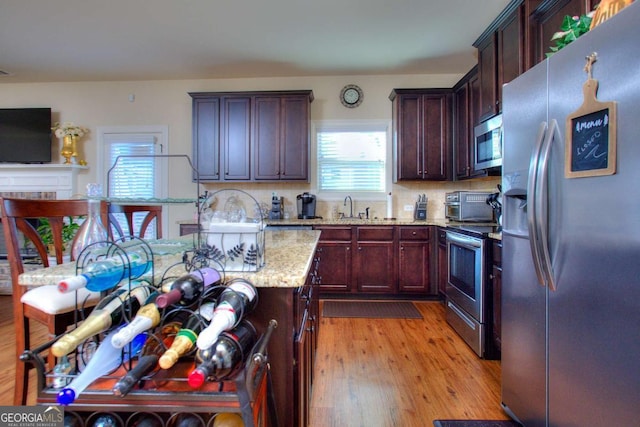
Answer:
xmin=19 ymin=229 xmax=321 ymax=289
xmin=266 ymin=218 xmax=448 ymax=227
xmin=266 ymin=217 xmax=503 ymax=240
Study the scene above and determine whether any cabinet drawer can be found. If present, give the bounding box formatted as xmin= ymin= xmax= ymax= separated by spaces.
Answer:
xmin=398 ymin=226 xmax=430 ymax=240
xmin=356 ymin=226 xmax=394 ymax=241
xmin=315 ymin=226 xmax=352 ymax=241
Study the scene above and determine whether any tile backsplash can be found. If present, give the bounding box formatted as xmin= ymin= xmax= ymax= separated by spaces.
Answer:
xmin=199 ymin=176 xmax=501 ymax=221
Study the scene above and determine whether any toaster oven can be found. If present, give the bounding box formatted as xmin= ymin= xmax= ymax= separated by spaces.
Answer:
xmin=445 ymin=191 xmax=494 ymax=222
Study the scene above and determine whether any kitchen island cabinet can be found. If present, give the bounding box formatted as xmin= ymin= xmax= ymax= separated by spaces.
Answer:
xmin=18 ymin=230 xmax=321 ymax=427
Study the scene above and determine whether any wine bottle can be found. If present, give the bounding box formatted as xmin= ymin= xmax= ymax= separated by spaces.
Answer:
xmin=188 ymin=320 xmax=257 ymax=388
xmin=112 ymin=314 xmax=187 ymax=396
xmin=168 ymin=413 xmax=204 ymax=427
xmin=158 ymin=302 xmax=216 ymax=369
xmin=52 ymin=283 xmax=152 ymax=358
xmin=212 ymin=413 xmax=244 ymax=427
xmin=88 ymin=413 xmax=123 ymax=427
xmin=128 ymin=413 xmax=163 ymax=427
xmin=59 ymin=245 xmax=152 ymax=293
xmin=112 ymin=352 xmax=159 ymax=397
xmin=57 ymin=327 xmax=145 ymax=405
xmin=52 ymin=355 xmax=72 ymax=389
xmin=155 ymin=267 xmax=221 ymax=308
xmin=195 ymin=280 xmax=257 ymax=350
xmin=110 ymin=292 xmax=161 ymax=348
xmin=71 ymin=183 xmax=109 ymax=261
xmin=63 ymin=412 xmax=83 ymax=427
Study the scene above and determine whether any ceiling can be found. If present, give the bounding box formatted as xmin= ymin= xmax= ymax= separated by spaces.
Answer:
xmin=0 ymin=0 xmax=511 ymax=83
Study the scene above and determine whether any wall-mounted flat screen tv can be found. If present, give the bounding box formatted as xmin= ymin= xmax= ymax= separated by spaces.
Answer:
xmin=0 ymin=107 xmax=52 ymax=163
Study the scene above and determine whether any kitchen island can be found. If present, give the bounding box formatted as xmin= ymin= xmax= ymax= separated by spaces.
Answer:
xmin=19 ymin=229 xmax=321 ymax=427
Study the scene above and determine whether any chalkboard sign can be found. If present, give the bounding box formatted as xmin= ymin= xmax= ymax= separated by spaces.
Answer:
xmin=565 ymin=78 xmax=617 ymax=178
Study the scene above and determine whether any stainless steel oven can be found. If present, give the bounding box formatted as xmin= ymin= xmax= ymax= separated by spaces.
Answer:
xmin=445 ymin=229 xmax=489 ymax=358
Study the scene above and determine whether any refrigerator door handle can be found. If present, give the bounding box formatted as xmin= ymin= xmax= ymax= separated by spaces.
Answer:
xmin=527 ymin=121 xmax=548 ymax=287
xmin=536 ymin=119 xmax=559 ymax=291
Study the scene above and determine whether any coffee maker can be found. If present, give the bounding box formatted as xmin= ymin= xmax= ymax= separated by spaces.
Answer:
xmin=296 ymin=192 xmax=317 ymax=219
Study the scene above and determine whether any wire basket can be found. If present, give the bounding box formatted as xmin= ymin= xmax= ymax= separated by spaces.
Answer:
xmin=197 ymin=189 xmax=265 ymax=272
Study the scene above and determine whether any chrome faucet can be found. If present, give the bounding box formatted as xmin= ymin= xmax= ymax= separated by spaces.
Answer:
xmin=344 ymin=195 xmax=353 ymax=218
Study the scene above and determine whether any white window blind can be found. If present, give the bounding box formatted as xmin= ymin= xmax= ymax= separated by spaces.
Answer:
xmin=106 ymin=135 xmax=158 ymax=199
xmin=317 ymin=129 xmax=386 ymax=192
xmin=102 ymin=131 xmax=164 ymax=239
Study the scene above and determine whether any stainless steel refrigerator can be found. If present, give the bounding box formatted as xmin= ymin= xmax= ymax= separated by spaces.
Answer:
xmin=501 ymin=3 xmax=640 ymax=426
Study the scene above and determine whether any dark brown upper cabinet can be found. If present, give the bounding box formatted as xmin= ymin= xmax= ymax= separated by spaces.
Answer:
xmin=529 ymin=0 xmax=597 ymax=67
xmin=453 ymin=66 xmax=489 ymax=180
xmin=253 ymin=94 xmax=311 ymax=181
xmin=190 ymin=90 xmax=313 ymax=182
xmin=390 ymin=89 xmax=452 ymax=181
xmin=474 ymin=1 xmax=526 ymax=122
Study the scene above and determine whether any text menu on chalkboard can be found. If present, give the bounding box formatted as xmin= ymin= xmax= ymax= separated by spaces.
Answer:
xmin=569 ymin=108 xmax=610 ymax=172
xmin=565 ymin=78 xmax=617 ymax=179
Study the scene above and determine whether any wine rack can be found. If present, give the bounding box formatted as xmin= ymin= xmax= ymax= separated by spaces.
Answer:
xmin=64 ymin=410 xmax=252 ymax=427
xmin=21 ymin=233 xmax=277 ymax=427
xmin=38 ymin=359 xmax=271 ymax=427
xmin=30 ymin=317 xmax=276 ymax=427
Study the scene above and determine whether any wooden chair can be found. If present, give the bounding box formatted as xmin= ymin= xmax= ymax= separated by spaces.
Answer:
xmin=0 ymin=197 xmax=109 ymax=405
xmin=108 ymin=204 xmax=162 ymax=240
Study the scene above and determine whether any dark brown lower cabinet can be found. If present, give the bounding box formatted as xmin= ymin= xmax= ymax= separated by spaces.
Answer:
xmin=315 ymin=225 xmax=436 ymax=298
xmin=314 ymin=226 xmax=352 ymax=294
xmin=293 ymin=253 xmax=319 ymax=427
xmin=398 ymin=226 xmax=432 ymax=294
xmin=490 ymin=238 xmax=502 ymax=355
xmin=437 ymin=227 xmax=448 ymax=297
xmin=249 ymin=268 xmax=319 ymax=427
xmin=355 ymin=226 xmax=396 ymax=293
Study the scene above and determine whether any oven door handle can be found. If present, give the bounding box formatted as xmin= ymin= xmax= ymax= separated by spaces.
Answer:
xmin=446 ymin=232 xmax=482 ymax=249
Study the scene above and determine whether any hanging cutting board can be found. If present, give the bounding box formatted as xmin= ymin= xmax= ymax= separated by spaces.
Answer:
xmin=565 ymin=53 xmax=617 ymax=178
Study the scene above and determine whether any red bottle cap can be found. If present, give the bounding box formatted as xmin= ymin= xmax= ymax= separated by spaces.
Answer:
xmin=187 ymin=368 xmax=206 ymax=389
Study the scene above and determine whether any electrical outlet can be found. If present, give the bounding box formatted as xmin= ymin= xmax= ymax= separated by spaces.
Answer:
xmin=404 ymin=204 xmax=414 ymax=211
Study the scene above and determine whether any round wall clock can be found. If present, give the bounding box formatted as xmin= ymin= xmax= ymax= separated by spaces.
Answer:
xmin=340 ymin=84 xmax=363 ymax=108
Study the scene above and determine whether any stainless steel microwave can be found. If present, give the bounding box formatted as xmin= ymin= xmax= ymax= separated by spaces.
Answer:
xmin=474 ymin=114 xmax=502 ymax=170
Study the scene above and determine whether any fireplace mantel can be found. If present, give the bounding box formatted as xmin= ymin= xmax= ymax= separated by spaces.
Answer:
xmin=0 ymin=164 xmax=87 ymax=198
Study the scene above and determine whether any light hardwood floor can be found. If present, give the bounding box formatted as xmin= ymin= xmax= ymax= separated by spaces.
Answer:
xmin=0 ymin=296 xmax=508 ymax=426
xmin=309 ymin=300 xmax=507 ymax=426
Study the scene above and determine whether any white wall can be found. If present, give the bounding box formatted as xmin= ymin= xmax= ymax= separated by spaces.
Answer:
xmin=0 ymin=74 xmax=500 ymax=236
